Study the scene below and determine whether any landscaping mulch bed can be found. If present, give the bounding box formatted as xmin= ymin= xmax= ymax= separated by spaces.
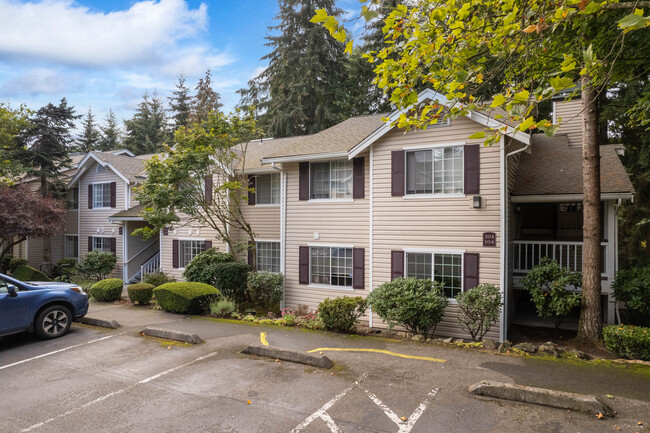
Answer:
xmin=509 ymin=324 xmax=616 ymax=360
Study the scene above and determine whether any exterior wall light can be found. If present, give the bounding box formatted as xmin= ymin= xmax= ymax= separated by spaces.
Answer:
xmin=473 ymin=195 xmax=482 ymax=209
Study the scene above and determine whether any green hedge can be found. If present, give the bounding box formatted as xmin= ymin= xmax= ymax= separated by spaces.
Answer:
xmin=127 ymin=283 xmax=155 ymax=305
xmin=12 ymin=265 xmax=52 ymax=282
xmin=210 ymin=262 xmax=250 ymax=303
xmin=9 ymin=258 xmax=28 ymax=273
xmin=182 ymin=249 xmax=234 ymax=285
xmin=153 ymin=282 xmax=221 ymax=314
xmin=603 ymin=325 xmax=650 ymax=361
xmin=89 ymin=278 xmax=124 ymax=302
xmin=319 ymin=296 xmax=367 ymax=332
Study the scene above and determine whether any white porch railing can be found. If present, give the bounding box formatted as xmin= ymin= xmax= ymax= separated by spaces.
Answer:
xmin=140 ymin=253 xmax=160 ymax=281
xmin=513 ymin=240 xmax=607 ymax=274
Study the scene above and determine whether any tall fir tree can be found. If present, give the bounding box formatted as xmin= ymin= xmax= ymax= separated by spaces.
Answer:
xmin=189 ymin=70 xmax=223 ymax=124
xmin=123 ymin=91 xmax=170 ymax=155
xmin=76 ymin=108 xmax=100 ymax=153
xmin=98 ymin=109 xmax=122 ymax=151
xmin=168 ymin=74 xmax=192 ymax=130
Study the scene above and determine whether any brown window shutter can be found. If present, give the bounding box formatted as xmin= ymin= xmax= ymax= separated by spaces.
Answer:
xmin=299 ymin=162 xmax=309 ymax=201
xmin=352 ymin=247 xmax=365 ymax=289
xmin=204 ymin=175 xmax=213 ymax=204
xmin=463 ymin=253 xmax=479 ymax=291
xmin=390 ymin=250 xmax=404 ymax=280
xmin=299 ymin=246 xmax=309 ymax=284
xmin=352 ymin=157 xmax=365 ymax=199
xmin=248 ymin=175 xmax=256 ymax=205
xmin=391 ymin=150 xmax=405 ymax=196
xmin=118 ymin=227 xmax=123 ymax=235
xmin=172 ymin=239 xmax=179 ymax=268
xmin=205 ymin=240 xmax=212 ymax=250
xmin=88 ymin=236 xmax=93 ymax=252
xmin=162 ymin=227 xmax=168 ymax=235
xmin=464 ymin=145 xmax=480 ymax=194
xmin=248 ymin=242 xmax=254 ymax=266
xmin=110 ymin=182 xmax=117 ymax=208
xmin=88 ymin=184 xmax=93 ymax=209
xmin=110 ymin=238 xmax=116 ymax=255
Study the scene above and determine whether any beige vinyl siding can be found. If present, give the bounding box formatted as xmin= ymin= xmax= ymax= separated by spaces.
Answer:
xmin=506 ymin=151 xmax=522 ymax=325
xmin=234 ymin=198 xmax=281 ymax=263
xmin=554 ymin=98 xmax=582 ymax=147
xmin=283 ymin=154 xmax=370 ymax=311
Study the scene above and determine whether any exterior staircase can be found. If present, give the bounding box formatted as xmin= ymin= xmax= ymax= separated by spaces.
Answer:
xmin=128 ymin=252 xmax=160 ymax=284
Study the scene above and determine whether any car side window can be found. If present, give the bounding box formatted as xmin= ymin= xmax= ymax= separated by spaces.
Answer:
xmin=0 ymin=280 xmax=8 ymax=294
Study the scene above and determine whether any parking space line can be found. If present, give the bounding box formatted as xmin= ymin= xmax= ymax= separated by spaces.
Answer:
xmin=20 ymin=351 xmax=219 ymax=432
xmin=307 ymin=348 xmax=446 ymax=363
xmin=0 ymin=332 xmax=128 ymax=371
xmin=365 ymin=388 xmax=439 ymax=433
xmin=260 ymin=332 xmax=269 ymax=346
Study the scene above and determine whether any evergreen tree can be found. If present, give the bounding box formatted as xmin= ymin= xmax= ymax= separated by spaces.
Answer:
xmin=168 ymin=74 xmax=192 ymax=130
xmin=98 ymin=109 xmax=122 ymax=151
xmin=77 ymin=108 xmax=100 ymax=152
xmin=189 ymin=70 xmax=223 ymax=124
xmin=123 ymin=92 xmax=170 ymax=155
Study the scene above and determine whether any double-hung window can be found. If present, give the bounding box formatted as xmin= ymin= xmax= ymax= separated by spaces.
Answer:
xmin=256 ymin=241 xmax=280 ymax=273
xmin=256 ymin=173 xmax=280 ymax=205
xmin=93 ymin=237 xmax=112 ymax=253
xmin=310 ymin=247 xmax=353 ymax=287
xmin=64 ymin=235 xmax=78 ymax=258
xmin=66 ymin=188 xmax=79 ymax=210
xmin=310 ymin=159 xmax=353 ymax=199
xmin=406 ymin=146 xmax=464 ymax=195
xmin=179 ymin=240 xmax=206 ymax=268
xmin=93 ymin=183 xmax=112 ymax=208
xmin=406 ymin=252 xmax=463 ymax=298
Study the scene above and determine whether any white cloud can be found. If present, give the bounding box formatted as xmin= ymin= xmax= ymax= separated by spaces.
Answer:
xmin=0 ymin=67 xmax=77 ymax=96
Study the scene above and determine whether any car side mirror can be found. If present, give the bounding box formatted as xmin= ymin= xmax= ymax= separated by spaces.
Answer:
xmin=7 ymin=284 xmax=17 ymax=297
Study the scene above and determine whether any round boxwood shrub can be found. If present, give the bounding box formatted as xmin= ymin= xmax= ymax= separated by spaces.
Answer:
xmin=182 ymin=248 xmax=234 ymax=285
xmin=153 ymin=282 xmax=221 ymax=314
xmin=12 ymin=265 xmax=52 ymax=282
xmin=247 ymin=271 xmax=284 ymax=312
xmin=318 ymin=296 xmax=367 ymax=332
xmin=603 ymin=324 xmax=650 ymax=360
xmin=127 ymin=283 xmax=155 ymax=305
xmin=9 ymin=258 xmax=28 ymax=273
xmin=211 ymin=262 xmax=250 ymax=304
xmin=456 ymin=283 xmax=502 ymax=341
xmin=89 ymin=278 xmax=124 ymax=302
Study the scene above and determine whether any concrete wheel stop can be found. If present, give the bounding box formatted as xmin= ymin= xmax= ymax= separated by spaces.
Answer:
xmin=242 ymin=345 xmax=334 ymax=369
xmin=469 ymin=380 xmax=615 ymax=417
xmin=140 ymin=326 xmax=202 ymax=344
xmin=77 ymin=317 xmax=121 ymax=329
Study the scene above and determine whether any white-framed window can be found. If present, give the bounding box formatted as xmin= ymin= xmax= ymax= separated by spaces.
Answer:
xmin=64 ymin=235 xmax=78 ymax=258
xmin=93 ymin=237 xmax=112 ymax=253
xmin=310 ymin=247 xmax=353 ymax=287
xmin=406 ymin=251 xmax=463 ymax=298
xmin=179 ymin=240 xmax=206 ymax=268
xmin=66 ymin=188 xmax=79 ymax=210
xmin=256 ymin=173 xmax=280 ymax=205
xmin=406 ymin=146 xmax=463 ymax=195
xmin=92 ymin=183 xmax=112 ymax=208
xmin=256 ymin=241 xmax=280 ymax=273
xmin=96 ymin=164 xmax=107 ymax=173
xmin=310 ymin=159 xmax=353 ymax=200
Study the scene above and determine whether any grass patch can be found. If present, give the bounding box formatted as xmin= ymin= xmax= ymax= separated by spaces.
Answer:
xmin=142 ymin=335 xmax=194 ymax=348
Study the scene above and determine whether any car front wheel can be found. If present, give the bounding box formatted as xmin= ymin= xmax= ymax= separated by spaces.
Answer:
xmin=35 ymin=305 xmax=72 ymax=339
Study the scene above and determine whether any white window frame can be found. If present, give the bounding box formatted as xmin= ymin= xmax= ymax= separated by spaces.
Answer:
xmin=92 ymin=182 xmax=112 ymax=209
xmin=92 ymin=236 xmax=112 ymax=253
xmin=256 ymin=240 xmax=281 ymax=273
xmin=255 ymin=173 xmax=281 ymax=206
xmin=403 ymin=248 xmax=465 ymax=300
xmin=403 ymin=142 xmax=465 ymax=199
xmin=64 ymin=235 xmax=79 ymax=259
xmin=178 ymin=239 xmax=206 ymax=270
xmin=308 ymin=159 xmax=354 ymax=202
xmin=308 ymin=244 xmax=354 ymax=291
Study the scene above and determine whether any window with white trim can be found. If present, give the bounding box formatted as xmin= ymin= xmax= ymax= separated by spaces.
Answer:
xmin=66 ymin=188 xmax=78 ymax=210
xmin=256 ymin=241 xmax=280 ymax=273
xmin=256 ymin=173 xmax=280 ymax=205
xmin=310 ymin=159 xmax=352 ymax=199
xmin=179 ymin=240 xmax=206 ymax=268
xmin=64 ymin=235 xmax=78 ymax=258
xmin=406 ymin=146 xmax=463 ymax=195
xmin=93 ymin=237 xmax=112 ymax=253
xmin=93 ymin=183 xmax=112 ymax=208
xmin=406 ymin=252 xmax=463 ymax=298
xmin=311 ymin=247 xmax=352 ymax=287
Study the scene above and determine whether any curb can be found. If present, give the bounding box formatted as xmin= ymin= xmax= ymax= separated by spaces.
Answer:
xmin=77 ymin=317 xmax=121 ymax=329
xmin=140 ymin=326 xmax=202 ymax=344
xmin=242 ymin=345 xmax=334 ymax=369
xmin=469 ymin=380 xmax=615 ymax=417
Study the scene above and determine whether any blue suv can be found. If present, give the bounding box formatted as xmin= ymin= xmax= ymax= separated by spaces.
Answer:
xmin=0 ymin=273 xmax=89 ymax=339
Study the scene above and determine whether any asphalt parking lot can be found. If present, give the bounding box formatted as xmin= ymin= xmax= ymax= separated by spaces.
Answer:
xmin=1 ymin=303 xmax=649 ymax=433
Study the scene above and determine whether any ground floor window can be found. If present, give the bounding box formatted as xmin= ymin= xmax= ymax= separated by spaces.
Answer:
xmin=93 ymin=237 xmax=112 ymax=253
xmin=179 ymin=240 xmax=206 ymax=268
xmin=311 ymin=247 xmax=353 ymax=287
xmin=64 ymin=235 xmax=78 ymax=258
xmin=256 ymin=241 xmax=280 ymax=273
xmin=406 ymin=252 xmax=462 ymax=298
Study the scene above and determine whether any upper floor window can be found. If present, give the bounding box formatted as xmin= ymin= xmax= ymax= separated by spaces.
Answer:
xmin=93 ymin=183 xmax=112 ymax=208
xmin=406 ymin=146 xmax=463 ymax=195
xmin=310 ymin=159 xmax=352 ymax=199
xmin=256 ymin=173 xmax=280 ymax=205
xmin=66 ymin=187 xmax=79 ymax=210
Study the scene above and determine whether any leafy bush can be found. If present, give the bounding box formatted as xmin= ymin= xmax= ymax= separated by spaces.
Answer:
xmin=12 ymin=265 xmax=52 ymax=282
xmin=0 ymin=254 xmax=13 ymax=273
xmin=247 ymin=271 xmax=284 ymax=311
xmin=280 ymin=308 xmax=296 ymax=326
xmin=127 ymin=283 xmax=154 ymax=305
xmin=89 ymin=278 xmax=124 ymax=302
xmin=295 ymin=313 xmax=324 ymax=330
xmin=143 ymin=271 xmax=176 ymax=287
xmin=522 ymin=258 xmax=582 ymax=328
xmin=9 ymin=258 xmax=28 ymax=273
xmin=79 ymin=251 xmax=117 ymax=281
xmin=603 ymin=325 xmax=650 ymax=360
xmin=182 ymin=248 xmax=234 ymax=285
xmin=210 ymin=262 xmax=250 ymax=303
xmin=612 ymin=267 xmax=650 ymax=326
xmin=56 ymin=258 xmax=78 ymax=280
xmin=456 ymin=284 xmax=502 ymax=341
xmin=153 ymin=282 xmax=221 ymax=314
xmin=210 ymin=299 xmax=236 ymax=317
xmin=67 ymin=275 xmax=95 ymax=291
xmin=318 ymin=296 xmax=367 ymax=332
xmin=367 ymin=278 xmax=448 ymax=340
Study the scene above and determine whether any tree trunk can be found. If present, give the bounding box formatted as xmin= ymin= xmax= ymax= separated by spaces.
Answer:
xmin=577 ymin=76 xmax=602 ymax=344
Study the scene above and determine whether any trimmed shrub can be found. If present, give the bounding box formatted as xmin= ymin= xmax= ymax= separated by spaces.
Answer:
xmin=367 ymin=278 xmax=447 ymax=340
xmin=12 ymin=265 xmax=52 ymax=282
xmin=154 ymin=282 xmax=221 ymax=314
xmin=182 ymin=248 xmax=234 ymax=285
xmin=210 ymin=299 xmax=236 ymax=317
xmin=456 ymin=284 xmax=502 ymax=341
xmin=603 ymin=325 xmax=650 ymax=360
xmin=318 ymin=296 xmax=367 ymax=332
xmin=9 ymin=258 xmax=28 ymax=273
xmin=247 ymin=271 xmax=284 ymax=312
xmin=143 ymin=271 xmax=176 ymax=288
xmin=79 ymin=251 xmax=117 ymax=281
xmin=89 ymin=278 xmax=124 ymax=302
xmin=127 ymin=283 xmax=155 ymax=305
xmin=211 ymin=262 xmax=250 ymax=303
xmin=612 ymin=266 xmax=650 ymax=326
xmin=522 ymin=258 xmax=582 ymax=328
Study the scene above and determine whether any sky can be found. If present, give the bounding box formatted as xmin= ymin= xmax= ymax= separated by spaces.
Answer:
xmin=0 ymin=0 xmax=364 ymax=131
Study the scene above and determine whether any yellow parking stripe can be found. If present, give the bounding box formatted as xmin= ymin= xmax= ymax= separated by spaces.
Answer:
xmin=260 ymin=332 xmax=269 ymax=346
xmin=308 ymin=347 xmax=445 ymax=363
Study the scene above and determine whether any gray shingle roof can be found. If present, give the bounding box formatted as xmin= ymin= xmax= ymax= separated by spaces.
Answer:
xmin=94 ymin=152 xmax=154 ymax=182
xmin=109 ymin=204 xmax=145 ymax=219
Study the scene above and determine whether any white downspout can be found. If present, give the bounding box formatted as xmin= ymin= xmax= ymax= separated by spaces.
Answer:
xmin=271 ymin=162 xmax=287 ymax=310
xmin=369 ymin=148 xmax=374 ymax=328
